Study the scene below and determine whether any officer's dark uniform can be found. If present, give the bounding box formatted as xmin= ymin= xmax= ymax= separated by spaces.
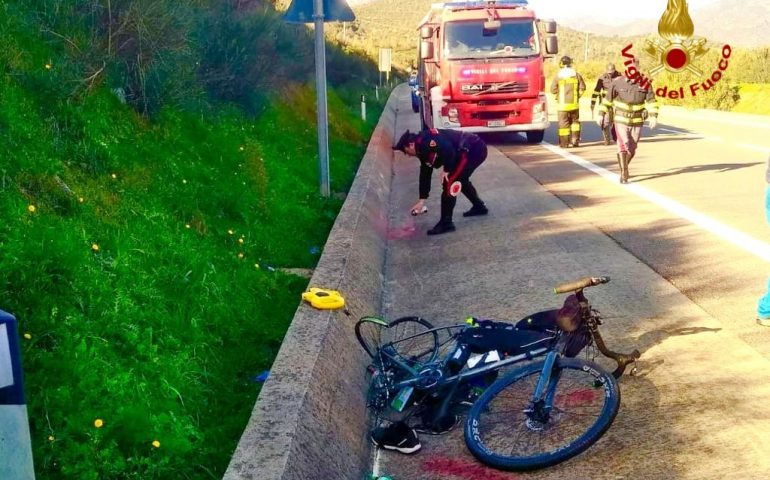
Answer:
xmin=590 ymin=66 xmax=621 ymax=144
xmin=598 ymin=73 xmax=658 ymax=183
xmin=396 ymin=128 xmax=488 ymax=235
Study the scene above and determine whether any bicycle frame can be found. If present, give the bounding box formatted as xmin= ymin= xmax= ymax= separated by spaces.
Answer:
xmin=376 ymin=338 xmax=552 ymax=394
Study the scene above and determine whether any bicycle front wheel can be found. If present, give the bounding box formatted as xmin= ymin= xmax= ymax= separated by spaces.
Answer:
xmin=464 ymin=357 xmax=620 ymax=471
xmin=355 ymin=316 xmax=438 ymax=365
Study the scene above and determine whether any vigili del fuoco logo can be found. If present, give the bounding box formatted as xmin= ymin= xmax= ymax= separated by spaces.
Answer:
xmin=619 ymin=0 xmax=732 ymax=100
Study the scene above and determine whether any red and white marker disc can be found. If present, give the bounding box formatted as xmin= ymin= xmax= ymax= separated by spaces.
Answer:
xmin=449 ymin=181 xmax=462 ymax=197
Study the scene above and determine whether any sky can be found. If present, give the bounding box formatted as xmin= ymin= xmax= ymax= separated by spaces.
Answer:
xmin=526 ymin=0 xmax=720 ymax=24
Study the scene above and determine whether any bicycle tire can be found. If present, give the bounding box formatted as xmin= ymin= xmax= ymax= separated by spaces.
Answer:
xmin=464 ymin=357 xmax=620 ymax=471
xmin=355 ymin=316 xmax=439 ymax=365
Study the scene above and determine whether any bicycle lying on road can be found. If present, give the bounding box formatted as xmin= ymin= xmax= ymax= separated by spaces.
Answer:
xmin=355 ymin=276 xmax=640 ymax=470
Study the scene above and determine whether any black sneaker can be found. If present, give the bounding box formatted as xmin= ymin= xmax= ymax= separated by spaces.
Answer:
xmin=427 ymin=222 xmax=456 ymax=235
xmin=413 ymin=414 xmax=459 ymax=435
xmin=371 ymin=422 xmax=421 ymax=454
xmin=463 ymin=204 xmax=488 ymax=217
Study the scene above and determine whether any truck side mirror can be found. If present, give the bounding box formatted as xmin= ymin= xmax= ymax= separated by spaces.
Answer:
xmin=420 ymin=26 xmax=434 ymax=39
xmin=545 ymin=35 xmax=558 ymax=55
xmin=543 ymin=20 xmax=557 ymax=34
xmin=420 ymin=41 xmax=434 ymax=60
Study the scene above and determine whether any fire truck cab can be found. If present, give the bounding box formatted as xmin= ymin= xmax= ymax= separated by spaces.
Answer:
xmin=416 ymin=0 xmax=558 ymax=143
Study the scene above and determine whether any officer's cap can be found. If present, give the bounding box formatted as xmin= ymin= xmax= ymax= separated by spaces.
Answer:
xmin=393 ymin=130 xmax=418 ymax=152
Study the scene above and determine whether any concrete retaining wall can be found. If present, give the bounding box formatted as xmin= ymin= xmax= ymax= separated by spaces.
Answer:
xmin=222 ymin=86 xmax=404 ymax=480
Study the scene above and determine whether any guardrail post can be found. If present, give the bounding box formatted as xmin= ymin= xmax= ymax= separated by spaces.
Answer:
xmin=0 ymin=309 xmax=36 ymax=480
xmin=361 ymin=95 xmax=367 ymax=121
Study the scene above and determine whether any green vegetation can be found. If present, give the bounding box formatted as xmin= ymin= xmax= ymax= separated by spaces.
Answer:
xmin=734 ymin=84 xmax=770 ymax=115
xmin=345 ymin=0 xmax=770 ymax=113
xmin=1 ymin=1 xmax=385 ymax=478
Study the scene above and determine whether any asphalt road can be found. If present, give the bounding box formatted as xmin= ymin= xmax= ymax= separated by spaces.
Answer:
xmin=373 ymin=92 xmax=770 ymax=480
xmin=492 ymin=103 xmax=770 ymax=361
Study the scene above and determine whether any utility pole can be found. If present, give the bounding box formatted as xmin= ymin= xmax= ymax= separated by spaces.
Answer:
xmin=284 ymin=0 xmax=354 ymax=197
xmin=313 ymin=0 xmax=330 ymax=197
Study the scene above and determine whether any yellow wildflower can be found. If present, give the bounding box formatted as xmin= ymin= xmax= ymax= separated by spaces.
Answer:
xmin=152 ymin=440 xmax=160 ymax=448
xmin=28 ymin=205 xmax=36 ymax=213
xmin=94 ymin=419 xmax=104 ymax=428
xmin=23 ymin=333 xmax=31 ymax=340
xmin=91 ymin=243 xmax=100 ymax=252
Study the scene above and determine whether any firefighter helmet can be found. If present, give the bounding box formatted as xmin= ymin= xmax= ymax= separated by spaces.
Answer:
xmin=560 ymin=56 xmax=572 ymax=67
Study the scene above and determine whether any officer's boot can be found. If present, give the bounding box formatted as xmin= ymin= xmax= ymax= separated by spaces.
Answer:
xmin=462 ymin=182 xmax=488 ymax=217
xmin=570 ymin=129 xmax=580 ymax=148
xmin=601 ymin=128 xmax=611 ymax=146
xmin=621 ymin=152 xmax=630 ymax=183
xmin=559 ymin=135 xmax=570 ymax=148
xmin=616 ymin=153 xmax=627 ymax=184
xmin=427 ymin=195 xmax=457 ymax=235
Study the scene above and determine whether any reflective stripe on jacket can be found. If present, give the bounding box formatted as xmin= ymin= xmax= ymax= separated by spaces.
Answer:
xmin=598 ymin=75 xmax=658 ymax=124
xmin=550 ymin=67 xmax=586 ymax=112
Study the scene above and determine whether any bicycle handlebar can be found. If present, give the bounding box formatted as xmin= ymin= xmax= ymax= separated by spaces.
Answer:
xmin=553 ymin=276 xmax=610 ymax=294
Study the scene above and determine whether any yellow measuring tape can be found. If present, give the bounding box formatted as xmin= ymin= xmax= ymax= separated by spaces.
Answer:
xmin=301 ymin=288 xmax=346 ymax=310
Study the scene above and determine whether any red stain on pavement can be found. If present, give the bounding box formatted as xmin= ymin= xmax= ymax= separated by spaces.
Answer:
xmin=555 ymin=388 xmax=598 ymax=408
xmin=388 ymin=221 xmax=418 ymax=239
xmin=423 ymin=456 xmax=520 ymax=480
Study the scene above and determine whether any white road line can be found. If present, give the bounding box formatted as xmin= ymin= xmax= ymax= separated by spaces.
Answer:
xmin=658 ymin=127 xmax=723 ymax=142
xmin=540 ymin=142 xmax=770 ymax=263
xmin=739 ymin=143 xmax=770 ymax=154
xmin=663 ymin=109 xmax=770 ymax=130
xmin=372 ymin=447 xmax=381 ymax=477
xmin=657 ymin=127 xmax=770 ymax=150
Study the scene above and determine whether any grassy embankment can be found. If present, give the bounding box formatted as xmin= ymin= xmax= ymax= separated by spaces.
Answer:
xmin=1 ymin=1 xmax=386 ymax=478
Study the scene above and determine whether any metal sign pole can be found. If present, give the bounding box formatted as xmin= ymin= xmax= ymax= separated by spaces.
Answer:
xmin=313 ymin=0 xmax=331 ymax=197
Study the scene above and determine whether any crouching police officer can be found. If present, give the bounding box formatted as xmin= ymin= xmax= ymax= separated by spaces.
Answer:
xmin=394 ymin=128 xmax=488 ymax=235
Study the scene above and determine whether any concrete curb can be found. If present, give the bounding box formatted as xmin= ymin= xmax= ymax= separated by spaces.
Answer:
xmin=222 ymin=86 xmax=404 ymax=480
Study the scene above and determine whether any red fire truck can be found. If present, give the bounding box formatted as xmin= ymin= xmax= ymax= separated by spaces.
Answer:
xmin=416 ymin=0 xmax=558 ymax=143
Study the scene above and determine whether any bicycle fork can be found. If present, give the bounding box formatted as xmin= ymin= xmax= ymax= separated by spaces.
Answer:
xmin=524 ymin=351 xmax=562 ymax=428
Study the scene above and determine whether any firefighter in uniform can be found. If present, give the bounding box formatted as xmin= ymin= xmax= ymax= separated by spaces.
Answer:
xmin=393 ymin=128 xmax=488 ymax=235
xmin=590 ymin=63 xmax=622 ymax=145
xmin=550 ymin=56 xmax=586 ymax=148
xmin=597 ymin=59 xmax=658 ymax=184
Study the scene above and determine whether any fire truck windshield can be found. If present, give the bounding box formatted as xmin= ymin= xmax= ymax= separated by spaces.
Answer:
xmin=444 ymin=19 xmax=538 ymax=59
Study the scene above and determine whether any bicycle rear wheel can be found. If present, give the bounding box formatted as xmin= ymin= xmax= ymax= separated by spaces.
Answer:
xmin=464 ymin=357 xmax=619 ymax=471
xmin=355 ymin=316 xmax=439 ymax=365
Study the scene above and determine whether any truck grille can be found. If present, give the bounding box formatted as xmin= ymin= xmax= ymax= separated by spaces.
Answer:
xmin=461 ymin=82 xmax=529 ymax=95
xmin=473 ymin=111 xmax=511 ymax=120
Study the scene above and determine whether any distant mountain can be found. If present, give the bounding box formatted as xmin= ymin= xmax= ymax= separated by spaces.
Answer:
xmin=556 ymin=0 xmax=770 ymax=46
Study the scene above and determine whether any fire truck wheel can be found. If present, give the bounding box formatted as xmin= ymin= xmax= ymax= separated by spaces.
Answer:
xmin=526 ymin=130 xmax=545 ymax=144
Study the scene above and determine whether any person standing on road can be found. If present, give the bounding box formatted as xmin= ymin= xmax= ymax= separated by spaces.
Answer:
xmin=597 ymin=58 xmax=658 ymax=184
xmin=757 ymin=156 xmax=770 ymax=326
xmin=550 ymin=55 xmax=586 ymax=148
xmin=393 ymin=128 xmax=488 ymax=236
xmin=590 ymin=63 xmax=622 ymax=145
